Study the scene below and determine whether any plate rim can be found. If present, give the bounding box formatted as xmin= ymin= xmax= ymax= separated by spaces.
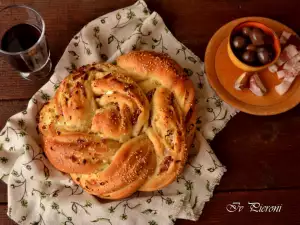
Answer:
xmin=204 ymin=16 xmax=300 ymax=116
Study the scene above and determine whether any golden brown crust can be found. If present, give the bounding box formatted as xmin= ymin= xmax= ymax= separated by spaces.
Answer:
xmin=39 ymin=51 xmax=196 ymax=200
xmin=71 ymin=135 xmax=156 ymax=199
xmin=44 ymin=133 xmax=120 ymax=174
xmin=140 ymin=87 xmax=186 ymax=191
xmin=116 ymin=51 xmax=195 ymax=116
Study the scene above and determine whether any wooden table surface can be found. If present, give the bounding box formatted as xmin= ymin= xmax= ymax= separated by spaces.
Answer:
xmin=0 ymin=0 xmax=299 ymax=224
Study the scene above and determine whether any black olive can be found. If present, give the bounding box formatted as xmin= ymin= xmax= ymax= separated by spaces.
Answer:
xmin=232 ymin=36 xmax=247 ymax=49
xmin=257 ymin=48 xmax=272 ymax=65
xmin=250 ymin=28 xmax=265 ymax=46
xmin=256 ymin=47 xmax=266 ymax=52
xmin=246 ymin=44 xmax=257 ymax=51
xmin=242 ymin=50 xmax=256 ymax=64
xmin=242 ymin=27 xmax=252 ymax=36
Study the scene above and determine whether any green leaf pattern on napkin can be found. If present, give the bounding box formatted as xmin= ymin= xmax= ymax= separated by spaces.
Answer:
xmin=0 ymin=1 xmax=237 ymax=224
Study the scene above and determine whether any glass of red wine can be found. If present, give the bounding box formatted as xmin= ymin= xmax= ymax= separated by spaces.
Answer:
xmin=0 ymin=5 xmax=51 ymax=80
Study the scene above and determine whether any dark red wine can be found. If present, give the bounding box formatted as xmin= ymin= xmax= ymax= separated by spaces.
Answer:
xmin=1 ymin=23 xmax=49 ymax=72
xmin=1 ymin=23 xmax=40 ymax=52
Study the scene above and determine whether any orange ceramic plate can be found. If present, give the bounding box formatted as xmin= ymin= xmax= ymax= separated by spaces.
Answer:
xmin=205 ymin=17 xmax=300 ymax=115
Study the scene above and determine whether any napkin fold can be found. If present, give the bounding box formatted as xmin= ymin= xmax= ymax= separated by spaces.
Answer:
xmin=0 ymin=1 xmax=237 ymax=224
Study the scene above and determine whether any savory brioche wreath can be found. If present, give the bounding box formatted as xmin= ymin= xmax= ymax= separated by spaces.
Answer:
xmin=38 ymin=51 xmax=196 ymax=200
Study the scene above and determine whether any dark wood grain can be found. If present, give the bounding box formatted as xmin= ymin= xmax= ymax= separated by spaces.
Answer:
xmin=0 ymin=204 xmax=15 ymax=225
xmin=177 ymin=189 xmax=300 ymax=225
xmin=0 ymin=0 xmax=300 ymax=225
xmin=0 ymin=183 xmax=6 ymax=204
xmin=0 ymin=100 xmax=28 ymax=128
xmin=214 ymin=105 xmax=300 ymax=191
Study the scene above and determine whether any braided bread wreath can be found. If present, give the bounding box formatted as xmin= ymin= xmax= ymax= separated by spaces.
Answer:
xmin=38 ymin=51 xmax=197 ymax=200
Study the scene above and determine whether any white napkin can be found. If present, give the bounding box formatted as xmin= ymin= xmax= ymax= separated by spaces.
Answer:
xmin=0 ymin=1 xmax=237 ymax=224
